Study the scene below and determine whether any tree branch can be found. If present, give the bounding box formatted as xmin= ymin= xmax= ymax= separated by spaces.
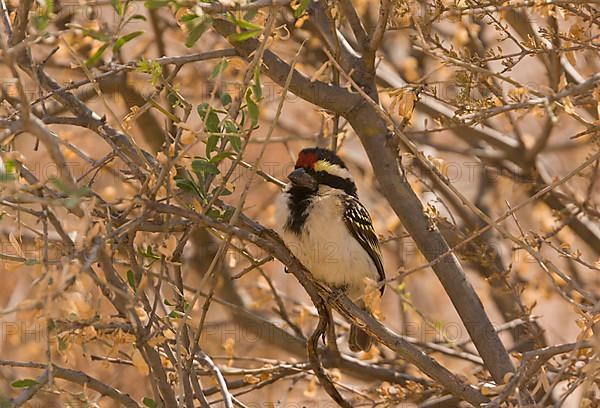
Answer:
xmin=213 ymin=18 xmax=515 ymax=384
xmin=0 ymin=360 xmax=141 ymax=408
xmin=145 ymin=200 xmax=489 ymax=405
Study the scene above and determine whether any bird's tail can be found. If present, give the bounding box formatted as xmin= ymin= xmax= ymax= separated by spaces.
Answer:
xmin=348 ymin=299 xmax=377 ymax=352
xmin=348 ymin=323 xmax=372 ymax=352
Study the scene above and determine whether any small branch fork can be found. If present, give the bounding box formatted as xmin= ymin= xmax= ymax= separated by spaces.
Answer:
xmin=307 ymin=295 xmax=352 ymax=407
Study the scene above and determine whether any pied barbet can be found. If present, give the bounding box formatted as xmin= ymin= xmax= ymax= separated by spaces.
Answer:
xmin=275 ymin=147 xmax=385 ymax=352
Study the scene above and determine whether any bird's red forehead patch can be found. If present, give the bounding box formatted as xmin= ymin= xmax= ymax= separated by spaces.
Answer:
xmin=296 ymin=151 xmax=318 ymax=168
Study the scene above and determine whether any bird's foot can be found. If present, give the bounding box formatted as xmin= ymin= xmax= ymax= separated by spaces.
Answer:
xmin=327 ymin=286 xmax=347 ymax=304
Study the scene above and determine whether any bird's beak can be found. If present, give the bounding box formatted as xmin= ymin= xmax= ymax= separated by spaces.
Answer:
xmin=288 ymin=168 xmax=317 ymax=190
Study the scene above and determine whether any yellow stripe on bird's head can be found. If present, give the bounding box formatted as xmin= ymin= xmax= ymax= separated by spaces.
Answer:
xmin=290 ymin=147 xmax=357 ymax=196
xmin=313 ymin=159 xmax=353 ymax=180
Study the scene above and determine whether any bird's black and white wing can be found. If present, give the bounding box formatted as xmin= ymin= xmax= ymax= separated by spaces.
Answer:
xmin=342 ymin=196 xmax=385 ymax=295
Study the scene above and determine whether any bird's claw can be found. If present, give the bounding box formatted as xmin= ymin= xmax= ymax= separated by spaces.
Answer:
xmin=327 ymin=286 xmax=347 ymax=303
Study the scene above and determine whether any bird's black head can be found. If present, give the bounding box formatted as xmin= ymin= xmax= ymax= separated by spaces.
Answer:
xmin=287 ymin=147 xmax=357 ymax=196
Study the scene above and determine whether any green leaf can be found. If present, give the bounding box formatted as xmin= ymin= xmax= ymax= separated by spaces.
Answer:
xmin=220 ymin=93 xmax=232 ymax=107
xmin=111 ymin=0 xmax=124 ymax=16
xmin=175 ymin=176 xmax=197 ymax=192
xmin=228 ymin=29 xmax=262 ymax=42
xmin=85 ymin=43 xmax=109 ymax=67
xmin=143 ymin=397 xmax=157 ymax=408
xmin=4 ymin=159 xmax=16 ymax=174
xmin=82 ymin=28 xmax=111 ymax=42
xmin=144 ymin=0 xmax=170 ymax=9
xmin=39 ymin=0 xmax=55 ymax=13
xmin=167 ymin=91 xmax=183 ymax=109
xmin=294 ymin=0 xmax=310 ymax=17
xmin=211 ymin=59 xmax=229 ymax=80
xmin=206 ymin=207 xmax=222 ymax=219
xmin=31 ymin=0 xmax=54 ymax=31
xmin=58 ymin=335 xmax=69 ymax=351
xmin=0 ymin=159 xmax=17 ymax=182
xmin=192 ymin=158 xmax=219 ymax=176
xmin=168 ymin=310 xmax=183 ymax=318
xmin=180 ymin=13 xmax=198 ymax=24
xmin=137 ymin=58 xmax=162 ymax=85
xmin=174 ymin=176 xmax=204 ymax=199
xmin=197 ymin=102 xmax=209 ymax=119
xmin=210 ymin=151 xmax=235 ymax=164
xmin=127 ymin=269 xmax=136 ymax=291
xmin=206 ymin=135 xmax=219 ymax=156
xmin=233 ymin=18 xmax=263 ymax=31
xmin=252 ymin=67 xmax=262 ymax=100
xmin=113 ymin=31 xmax=144 ymax=53
xmin=198 ymin=103 xmax=220 ymax=133
xmin=243 ymin=9 xmax=258 ymax=21
xmin=11 ymin=379 xmax=40 ymax=389
xmin=206 ymin=112 xmax=220 ymax=133
xmin=147 ymin=246 xmax=157 ymax=258
xmin=174 ymin=177 xmax=194 ymax=192
xmin=246 ymin=92 xmax=259 ymax=127
xmin=223 ymin=119 xmax=238 ymax=134
xmin=31 ymin=14 xmax=50 ymax=32
xmin=185 ymin=15 xmax=213 ymax=48
xmin=229 ymin=135 xmax=242 ymax=153
xmin=222 ymin=206 xmax=235 ymax=221
xmin=212 ymin=185 xmax=232 ymax=197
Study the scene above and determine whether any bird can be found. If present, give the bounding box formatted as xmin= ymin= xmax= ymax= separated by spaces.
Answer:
xmin=275 ymin=147 xmax=385 ymax=352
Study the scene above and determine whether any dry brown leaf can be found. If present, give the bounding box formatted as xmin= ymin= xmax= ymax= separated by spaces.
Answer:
xmin=223 ymin=338 xmax=235 ymax=367
xmin=563 ymin=96 xmax=576 ymax=115
xmin=244 ymin=374 xmax=261 ymax=384
xmin=157 ymin=151 xmax=168 ymax=165
xmin=100 ymin=185 xmax=117 ymax=202
xmin=508 ymin=87 xmax=528 ymax=103
xmin=397 ymin=89 xmax=416 ymax=121
xmin=181 ymin=130 xmax=197 ymax=145
xmin=8 ymin=232 xmax=24 ymax=258
xmin=362 ymin=277 xmax=383 ymax=320
xmin=303 ymin=376 xmax=317 ymax=398
xmin=565 ymin=42 xmax=577 ymax=66
xmin=569 ymin=23 xmax=585 ymax=41
xmin=158 ymin=235 xmax=178 ymax=258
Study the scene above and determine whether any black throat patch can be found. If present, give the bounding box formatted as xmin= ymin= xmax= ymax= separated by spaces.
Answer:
xmin=284 ymin=186 xmax=315 ymax=234
xmin=284 ymin=175 xmax=358 ymax=234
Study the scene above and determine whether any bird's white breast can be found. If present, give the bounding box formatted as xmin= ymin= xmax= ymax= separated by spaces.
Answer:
xmin=275 ymin=186 xmax=379 ymax=301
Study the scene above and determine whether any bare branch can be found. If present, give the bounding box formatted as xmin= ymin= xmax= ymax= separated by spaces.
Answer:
xmin=338 ymin=0 xmax=369 ymax=52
